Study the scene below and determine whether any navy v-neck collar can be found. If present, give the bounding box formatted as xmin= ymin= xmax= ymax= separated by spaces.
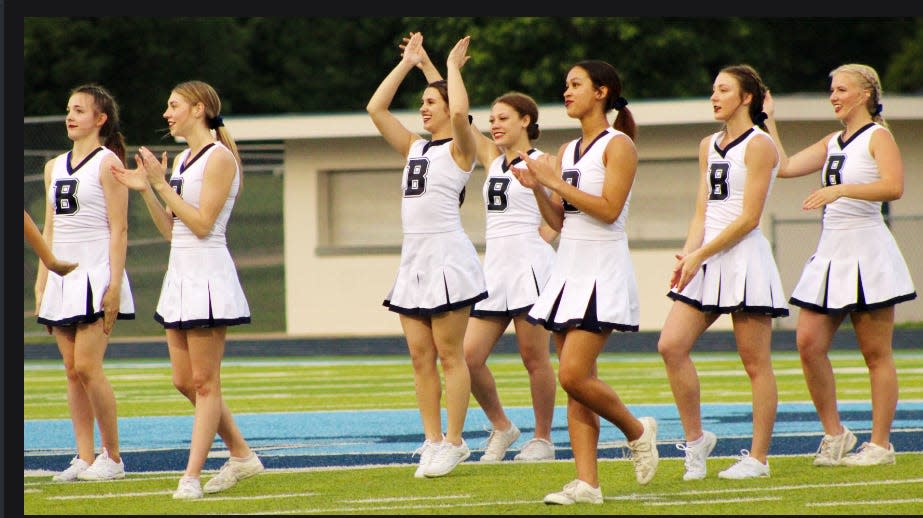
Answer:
xmin=180 ymin=142 xmax=216 ymax=173
xmin=501 ymin=148 xmax=536 ymax=172
xmin=837 ymin=122 xmax=876 ymax=149
xmin=572 ymin=130 xmax=609 ymax=164
xmin=713 ymin=128 xmax=754 ymax=158
xmin=66 ymin=147 xmax=105 ymax=175
xmin=422 ymin=138 xmax=452 ymax=155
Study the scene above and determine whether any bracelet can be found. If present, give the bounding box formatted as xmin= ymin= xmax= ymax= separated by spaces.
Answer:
xmin=468 ymin=114 xmax=473 ymax=125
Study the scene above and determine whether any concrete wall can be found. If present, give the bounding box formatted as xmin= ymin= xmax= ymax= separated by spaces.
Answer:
xmin=226 ymin=96 xmax=923 ymax=337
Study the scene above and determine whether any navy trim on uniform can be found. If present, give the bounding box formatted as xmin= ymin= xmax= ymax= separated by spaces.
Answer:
xmin=154 ymin=313 xmax=252 ymax=329
xmin=470 ymin=304 xmax=533 ymax=319
xmin=422 ymin=138 xmax=452 ymax=155
xmin=180 ymin=142 xmax=216 ymax=173
xmin=66 ymin=146 xmax=105 ymax=175
xmin=837 ymin=122 xmax=876 ymax=149
xmin=713 ymin=128 xmax=754 ymax=159
xmin=527 ymin=286 xmax=639 ymax=334
xmin=384 ymin=291 xmax=488 ymax=317
xmin=572 ymin=131 xmax=610 ymax=164
xmin=667 ymin=290 xmax=790 ymax=317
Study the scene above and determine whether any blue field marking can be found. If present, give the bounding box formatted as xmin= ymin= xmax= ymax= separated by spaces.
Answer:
xmin=23 ymin=401 xmax=923 ymax=473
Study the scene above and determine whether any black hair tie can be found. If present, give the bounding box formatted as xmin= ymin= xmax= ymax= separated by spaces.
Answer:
xmin=755 ymin=112 xmax=768 ymax=124
xmin=873 ymin=103 xmax=883 ymax=116
xmin=613 ymin=96 xmax=628 ymax=110
xmin=208 ymin=114 xmax=225 ymax=129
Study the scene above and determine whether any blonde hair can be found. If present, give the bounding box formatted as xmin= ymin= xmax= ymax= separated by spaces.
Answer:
xmin=830 ymin=64 xmax=886 ymax=127
xmin=172 ymin=80 xmax=244 ymax=175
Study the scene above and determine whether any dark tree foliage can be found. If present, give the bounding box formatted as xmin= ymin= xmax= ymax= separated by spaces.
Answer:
xmin=24 ymin=17 xmax=921 ymax=144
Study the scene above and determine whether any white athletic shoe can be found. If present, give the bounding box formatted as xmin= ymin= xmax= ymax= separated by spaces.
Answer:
xmin=52 ymin=456 xmax=90 ymax=482
xmin=423 ymin=439 xmax=470 ymax=477
xmin=628 ymin=416 xmax=659 ymax=485
xmin=173 ymin=476 xmax=203 ymax=500
xmin=514 ymin=438 xmax=555 ymax=461
xmin=543 ymin=479 xmax=603 ymax=505
xmin=203 ymin=452 xmax=265 ymax=493
xmin=676 ymin=430 xmax=717 ymax=480
xmin=841 ymin=441 xmax=896 ymax=466
xmin=76 ymin=448 xmax=125 ymax=481
xmin=813 ymin=426 xmax=858 ymax=466
xmin=479 ymin=424 xmax=521 ymax=462
xmin=718 ymin=450 xmax=770 ymax=479
xmin=412 ymin=438 xmax=441 ymax=478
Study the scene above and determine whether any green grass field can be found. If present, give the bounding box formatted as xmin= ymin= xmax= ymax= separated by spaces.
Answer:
xmin=23 ymin=350 xmax=923 ymax=514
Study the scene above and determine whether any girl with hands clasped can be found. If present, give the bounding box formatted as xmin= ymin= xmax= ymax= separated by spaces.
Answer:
xmin=512 ymin=60 xmax=658 ymax=505
xmin=657 ymin=65 xmax=788 ymax=482
xmin=367 ymin=33 xmax=486 ymax=479
xmin=111 ymin=80 xmax=263 ymax=499
xmin=35 ymin=84 xmax=134 ymax=483
xmin=764 ymin=64 xmax=915 ymax=467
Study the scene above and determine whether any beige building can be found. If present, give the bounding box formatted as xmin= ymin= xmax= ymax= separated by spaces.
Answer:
xmin=225 ymin=94 xmax=923 ymax=337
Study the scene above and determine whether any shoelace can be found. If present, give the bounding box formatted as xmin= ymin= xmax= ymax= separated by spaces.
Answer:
xmin=816 ymin=435 xmax=836 ymax=457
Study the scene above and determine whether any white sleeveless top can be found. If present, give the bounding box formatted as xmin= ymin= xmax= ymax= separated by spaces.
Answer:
xmin=559 ymin=128 xmax=631 ymax=240
xmin=168 ymin=142 xmax=240 ymax=248
xmin=400 ymin=138 xmax=474 ymax=234
xmin=483 ymin=148 xmax=549 ymax=239
xmin=704 ymin=126 xmax=779 ymax=236
xmin=821 ymin=122 xmax=887 ymax=230
xmin=48 ymin=146 xmax=117 ymax=242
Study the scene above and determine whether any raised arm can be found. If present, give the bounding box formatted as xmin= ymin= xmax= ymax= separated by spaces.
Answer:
xmin=401 ymin=32 xmax=443 ymax=84
xmin=446 ymin=35 xmax=477 ymax=170
xmin=366 ymin=32 xmax=424 ymax=157
xmin=764 ymin=92 xmax=831 ymax=179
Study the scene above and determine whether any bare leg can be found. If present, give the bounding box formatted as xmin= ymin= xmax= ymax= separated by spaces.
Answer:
xmin=432 ymin=307 xmax=473 ymax=445
xmin=512 ymin=315 xmax=556 ymax=440
xmin=731 ymin=313 xmax=776 ymax=463
xmin=795 ymin=309 xmax=847 ymax=436
xmin=657 ymin=302 xmax=716 ymax=442
xmin=401 ymin=315 xmax=443 ymax=443
xmin=167 ymin=328 xmax=254 ymax=460
xmin=54 ymin=327 xmax=96 ymax=463
xmin=463 ymin=316 xmax=513 ymax=431
xmin=851 ymin=307 xmax=898 ymax=447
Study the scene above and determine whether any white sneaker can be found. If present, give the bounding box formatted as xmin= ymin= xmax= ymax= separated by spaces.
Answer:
xmin=479 ymin=424 xmax=521 ymax=462
xmin=813 ymin=426 xmax=858 ymax=466
xmin=676 ymin=430 xmax=717 ymax=480
xmin=718 ymin=450 xmax=770 ymax=479
xmin=543 ymin=479 xmax=603 ymax=505
xmin=52 ymin=456 xmax=90 ymax=482
xmin=841 ymin=441 xmax=896 ymax=466
xmin=627 ymin=416 xmax=659 ymax=485
xmin=412 ymin=438 xmax=441 ymax=479
xmin=203 ymin=452 xmax=264 ymax=493
xmin=76 ymin=448 xmax=125 ymax=481
xmin=514 ymin=438 xmax=555 ymax=461
xmin=422 ymin=439 xmax=470 ymax=478
xmin=173 ymin=476 xmax=203 ymax=500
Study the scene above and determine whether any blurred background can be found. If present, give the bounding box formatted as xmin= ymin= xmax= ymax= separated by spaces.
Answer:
xmin=21 ymin=17 xmax=923 ymax=340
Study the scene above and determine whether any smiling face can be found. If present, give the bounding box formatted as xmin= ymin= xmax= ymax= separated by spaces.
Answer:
xmin=710 ymin=71 xmax=749 ymax=123
xmin=419 ymin=86 xmax=448 ymax=134
xmin=563 ymin=66 xmax=600 ymax=119
xmin=162 ymin=91 xmax=200 ymax=139
xmin=489 ymin=101 xmax=528 ymax=148
xmin=65 ymin=92 xmax=104 ymax=142
xmin=829 ymin=71 xmax=869 ymax=123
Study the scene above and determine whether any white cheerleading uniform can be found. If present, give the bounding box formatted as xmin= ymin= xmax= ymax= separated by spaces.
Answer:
xmin=154 ymin=142 xmax=251 ymax=328
xmin=37 ymin=146 xmax=135 ymax=326
xmin=471 ymin=149 xmax=556 ymax=317
xmin=789 ymin=123 xmax=916 ymax=313
xmin=384 ymin=138 xmax=487 ymax=315
xmin=526 ymin=128 xmax=640 ymax=332
xmin=669 ymin=127 xmax=789 ymax=317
